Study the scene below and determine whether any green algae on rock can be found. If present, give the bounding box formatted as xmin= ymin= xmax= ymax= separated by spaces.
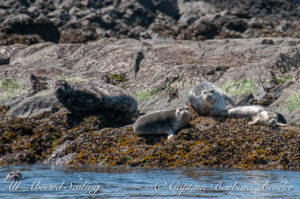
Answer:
xmin=61 ymin=77 xmax=86 ymax=83
xmin=284 ymin=93 xmax=300 ymax=112
xmin=220 ymin=79 xmax=254 ymax=96
xmin=134 ymin=87 xmax=162 ymax=102
xmin=0 ymin=78 xmax=28 ymax=100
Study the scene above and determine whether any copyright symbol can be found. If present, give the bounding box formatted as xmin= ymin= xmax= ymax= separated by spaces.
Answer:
xmin=154 ymin=181 xmax=167 ymax=191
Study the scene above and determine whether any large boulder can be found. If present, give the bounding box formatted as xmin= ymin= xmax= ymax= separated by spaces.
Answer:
xmin=6 ymin=89 xmax=59 ymax=118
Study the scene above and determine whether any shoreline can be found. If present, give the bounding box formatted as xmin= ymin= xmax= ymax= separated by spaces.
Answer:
xmin=0 ymin=37 xmax=300 ymax=170
xmin=0 ymin=105 xmax=299 ymax=170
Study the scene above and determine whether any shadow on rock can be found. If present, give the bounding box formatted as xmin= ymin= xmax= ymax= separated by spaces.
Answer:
xmin=66 ymin=111 xmax=135 ymax=128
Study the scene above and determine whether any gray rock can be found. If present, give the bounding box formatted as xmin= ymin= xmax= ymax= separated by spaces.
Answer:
xmin=1 ymin=38 xmax=300 ymax=125
xmin=45 ymin=141 xmax=77 ymax=165
xmin=7 ymin=90 xmax=59 ymax=118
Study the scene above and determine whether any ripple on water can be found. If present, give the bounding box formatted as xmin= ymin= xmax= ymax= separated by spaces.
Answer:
xmin=0 ymin=165 xmax=299 ymax=199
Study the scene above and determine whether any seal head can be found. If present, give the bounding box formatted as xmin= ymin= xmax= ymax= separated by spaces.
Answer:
xmin=6 ymin=171 xmax=23 ymax=181
xmin=175 ymin=105 xmax=190 ymax=126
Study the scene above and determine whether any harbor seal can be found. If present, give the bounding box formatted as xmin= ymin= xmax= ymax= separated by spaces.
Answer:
xmin=134 ymin=105 xmax=191 ymax=139
xmin=188 ymin=81 xmax=236 ymax=116
xmin=227 ymin=105 xmax=286 ymax=126
xmin=54 ymin=80 xmax=138 ymax=118
xmin=6 ymin=171 xmax=23 ymax=181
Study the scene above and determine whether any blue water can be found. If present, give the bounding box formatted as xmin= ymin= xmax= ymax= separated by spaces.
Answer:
xmin=0 ymin=165 xmax=299 ymax=199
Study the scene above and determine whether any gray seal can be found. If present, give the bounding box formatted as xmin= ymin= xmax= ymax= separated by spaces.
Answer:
xmin=188 ymin=81 xmax=236 ymax=116
xmin=54 ymin=80 xmax=138 ymax=118
xmin=227 ymin=105 xmax=286 ymax=126
xmin=134 ymin=105 xmax=191 ymax=139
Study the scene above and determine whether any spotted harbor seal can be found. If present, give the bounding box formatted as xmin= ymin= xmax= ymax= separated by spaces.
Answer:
xmin=188 ymin=81 xmax=236 ymax=116
xmin=134 ymin=105 xmax=191 ymax=139
xmin=6 ymin=171 xmax=23 ymax=181
xmin=227 ymin=105 xmax=286 ymax=126
xmin=54 ymin=80 xmax=138 ymax=118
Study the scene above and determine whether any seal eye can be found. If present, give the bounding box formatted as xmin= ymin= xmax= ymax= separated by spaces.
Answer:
xmin=186 ymin=108 xmax=189 ymax=111
xmin=210 ymin=90 xmax=214 ymax=93
xmin=203 ymin=91 xmax=207 ymax=94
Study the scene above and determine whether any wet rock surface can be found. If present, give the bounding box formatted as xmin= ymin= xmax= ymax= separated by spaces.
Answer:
xmin=0 ymin=0 xmax=299 ymax=45
xmin=0 ymin=38 xmax=300 ymax=169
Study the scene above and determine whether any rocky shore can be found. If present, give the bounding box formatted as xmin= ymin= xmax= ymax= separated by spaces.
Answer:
xmin=1 ymin=104 xmax=299 ymax=169
xmin=0 ymin=0 xmax=299 ymax=45
xmin=0 ymin=38 xmax=299 ymax=169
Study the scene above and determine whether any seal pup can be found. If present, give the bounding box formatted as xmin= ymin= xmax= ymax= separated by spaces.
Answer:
xmin=227 ymin=105 xmax=286 ymax=127
xmin=54 ymin=80 xmax=138 ymax=118
xmin=6 ymin=171 xmax=23 ymax=181
xmin=188 ymin=81 xmax=236 ymax=116
xmin=134 ymin=105 xmax=191 ymax=139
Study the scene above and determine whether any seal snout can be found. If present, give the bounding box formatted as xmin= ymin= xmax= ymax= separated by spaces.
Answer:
xmin=267 ymin=113 xmax=278 ymax=126
xmin=270 ymin=119 xmax=277 ymax=126
xmin=54 ymin=80 xmax=71 ymax=90
xmin=202 ymin=89 xmax=215 ymax=101
xmin=176 ymin=106 xmax=191 ymax=125
xmin=181 ymin=112 xmax=190 ymax=120
xmin=203 ymin=89 xmax=214 ymax=94
xmin=178 ymin=106 xmax=189 ymax=115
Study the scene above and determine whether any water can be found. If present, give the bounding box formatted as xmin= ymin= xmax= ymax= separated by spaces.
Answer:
xmin=0 ymin=165 xmax=299 ymax=199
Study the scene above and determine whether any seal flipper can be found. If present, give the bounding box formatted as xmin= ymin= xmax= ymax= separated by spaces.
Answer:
xmin=224 ymin=94 xmax=236 ymax=107
xmin=167 ymin=129 xmax=175 ymax=139
xmin=248 ymin=116 xmax=260 ymax=125
xmin=277 ymin=123 xmax=287 ymax=127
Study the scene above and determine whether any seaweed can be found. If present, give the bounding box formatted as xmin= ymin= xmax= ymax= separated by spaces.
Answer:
xmin=0 ymin=105 xmax=299 ymax=169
